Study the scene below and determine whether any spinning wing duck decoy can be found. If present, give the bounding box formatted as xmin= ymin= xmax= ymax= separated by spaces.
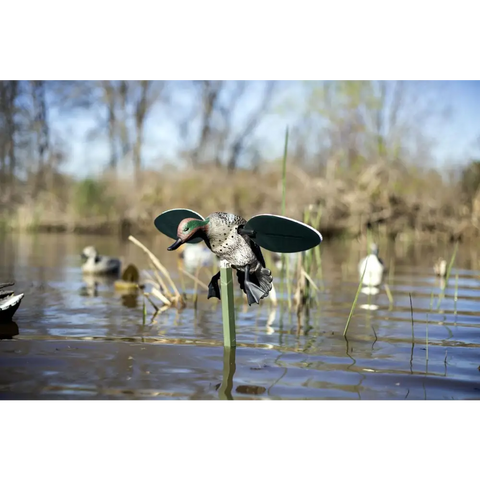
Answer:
xmin=154 ymin=209 xmax=323 ymax=306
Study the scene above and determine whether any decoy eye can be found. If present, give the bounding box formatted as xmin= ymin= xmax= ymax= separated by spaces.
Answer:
xmin=183 ymin=226 xmax=189 ymax=233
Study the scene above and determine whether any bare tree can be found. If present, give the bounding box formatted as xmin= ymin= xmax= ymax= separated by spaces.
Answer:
xmin=118 ymin=80 xmax=131 ymax=159
xmin=101 ymin=81 xmax=118 ymax=170
xmin=0 ymin=82 xmax=7 ymax=190
xmin=31 ymin=80 xmax=51 ymax=193
xmin=6 ymin=81 xmax=18 ymax=186
xmin=226 ymin=81 xmax=275 ymax=171
xmin=190 ymin=80 xmax=224 ymax=168
xmin=214 ymin=81 xmax=246 ymax=167
xmin=132 ymin=81 xmax=164 ymax=185
xmin=177 ymin=81 xmax=276 ymax=171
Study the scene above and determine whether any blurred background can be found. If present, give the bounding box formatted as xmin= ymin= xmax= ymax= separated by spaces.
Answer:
xmin=2 ymin=80 xmax=480 ymax=400
xmin=0 ymin=80 xmax=479 ymax=240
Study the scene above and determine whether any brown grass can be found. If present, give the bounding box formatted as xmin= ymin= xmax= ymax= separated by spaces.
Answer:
xmin=1 ymin=161 xmax=479 ymax=242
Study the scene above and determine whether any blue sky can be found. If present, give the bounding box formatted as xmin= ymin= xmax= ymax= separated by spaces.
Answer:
xmin=431 ymin=80 xmax=480 ymax=164
xmin=51 ymin=81 xmax=480 ymax=177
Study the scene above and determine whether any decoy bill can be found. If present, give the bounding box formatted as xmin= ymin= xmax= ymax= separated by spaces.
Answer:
xmin=154 ymin=209 xmax=322 ymax=306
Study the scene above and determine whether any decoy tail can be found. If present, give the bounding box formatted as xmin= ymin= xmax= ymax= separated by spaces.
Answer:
xmin=257 ymin=267 xmax=273 ymax=294
xmin=239 ymin=265 xmax=273 ymax=306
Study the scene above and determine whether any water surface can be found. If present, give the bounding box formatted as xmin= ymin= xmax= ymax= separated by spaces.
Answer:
xmin=1 ymin=233 xmax=479 ymax=400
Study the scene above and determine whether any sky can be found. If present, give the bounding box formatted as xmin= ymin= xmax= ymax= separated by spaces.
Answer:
xmin=431 ymin=81 xmax=480 ymax=163
xmin=50 ymin=81 xmax=480 ymax=177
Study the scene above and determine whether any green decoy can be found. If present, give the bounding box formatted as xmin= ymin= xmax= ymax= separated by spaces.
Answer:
xmin=154 ymin=209 xmax=322 ymax=306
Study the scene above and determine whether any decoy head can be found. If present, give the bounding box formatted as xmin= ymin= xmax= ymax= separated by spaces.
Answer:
xmin=81 ymin=246 xmax=98 ymax=261
xmin=167 ymin=218 xmax=209 ymax=251
xmin=370 ymin=243 xmax=379 ymax=256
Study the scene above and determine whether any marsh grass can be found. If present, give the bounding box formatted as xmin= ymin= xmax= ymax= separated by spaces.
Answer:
xmin=280 ymin=127 xmax=292 ymax=310
xmin=343 ymin=260 xmax=368 ymax=337
xmin=129 ymin=235 xmax=186 ymax=317
xmin=384 ymin=283 xmax=394 ymax=305
xmin=192 ymin=261 xmax=202 ymax=309
xmin=142 ymin=295 xmax=147 ymax=325
xmin=426 ymin=290 xmax=434 ymax=365
xmin=312 ymin=206 xmax=324 ymax=289
xmin=454 ymin=273 xmax=459 ymax=315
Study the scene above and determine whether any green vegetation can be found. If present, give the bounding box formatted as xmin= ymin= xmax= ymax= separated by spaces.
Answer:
xmin=73 ymin=178 xmax=115 ymax=217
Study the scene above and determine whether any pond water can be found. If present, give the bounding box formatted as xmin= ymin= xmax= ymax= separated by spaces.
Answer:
xmin=1 ymin=232 xmax=479 ymax=400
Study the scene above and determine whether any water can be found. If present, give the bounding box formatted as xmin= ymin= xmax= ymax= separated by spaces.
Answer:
xmin=1 ymin=233 xmax=479 ymax=400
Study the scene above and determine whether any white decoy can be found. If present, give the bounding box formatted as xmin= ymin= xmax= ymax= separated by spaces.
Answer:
xmin=271 ymin=251 xmax=302 ymax=270
xmin=358 ymin=243 xmax=384 ymax=287
xmin=81 ymin=246 xmax=121 ymax=275
xmin=179 ymin=244 xmax=215 ymax=272
xmin=434 ymin=258 xmax=447 ymax=277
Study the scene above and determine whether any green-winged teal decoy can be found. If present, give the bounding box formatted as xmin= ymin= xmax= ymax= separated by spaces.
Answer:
xmin=155 ymin=209 xmax=323 ymax=306
xmin=358 ymin=243 xmax=384 ymax=287
xmin=0 ymin=282 xmax=24 ymax=322
xmin=81 ymin=246 xmax=121 ymax=275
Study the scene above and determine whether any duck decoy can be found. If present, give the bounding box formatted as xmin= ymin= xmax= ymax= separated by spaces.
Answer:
xmin=434 ymin=258 xmax=447 ymax=277
xmin=0 ymin=282 xmax=24 ymax=322
xmin=179 ymin=243 xmax=216 ymax=272
xmin=81 ymin=246 xmax=121 ymax=275
xmin=154 ymin=209 xmax=322 ymax=306
xmin=358 ymin=243 xmax=384 ymax=287
xmin=114 ymin=264 xmax=144 ymax=293
xmin=271 ymin=251 xmax=302 ymax=270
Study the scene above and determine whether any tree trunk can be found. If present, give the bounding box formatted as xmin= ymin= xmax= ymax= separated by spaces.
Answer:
xmin=0 ymin=82 xmax=6 ymax=190
xmin=5 ymin=81 xmax=18 ymax=199
xmin=102 ymin=81 xmax=118 ymax=171
xmin=118 ymin=81 xmax=130 ymax=159
xmin=192 ymin=80 xmax=223 ymax=168
xmin=133 ymin=81 xmax=150 ymax=186
xmin=32 ymin=80 xmax=50 ymax=194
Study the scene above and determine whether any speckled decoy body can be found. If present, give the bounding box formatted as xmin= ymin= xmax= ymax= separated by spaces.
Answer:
xmin=167 ymin=212 xmax=273 ymax=305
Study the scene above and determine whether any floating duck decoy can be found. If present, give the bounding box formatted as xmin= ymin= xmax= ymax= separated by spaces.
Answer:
xmin=0 ymin=282 xmax=24 ymax=322
xmin=81 ymin=246 xmax=121 ymax=275
xmin=434 ymin=258 xmax=447 ymax=277
xmin=179 ymin=243 xmax=216 ymax=271
xmin=271 ymin=251 xmax=302 ymax=270
xmin=114 ymin=264 xmax=144 ymax=292
xmin=154 ymin=209 xmax=322 ymax=306
xmin=358 ymin=243 xmax=384 ymax=287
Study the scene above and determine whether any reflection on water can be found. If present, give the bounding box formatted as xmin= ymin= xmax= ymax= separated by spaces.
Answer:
xmin=0 ymin=321 xmax=19 ymax=340
xmin=218 ymin=347 xmax=236 ymax=400
xmin=1 ymin=232 xmax=480 ymax=400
